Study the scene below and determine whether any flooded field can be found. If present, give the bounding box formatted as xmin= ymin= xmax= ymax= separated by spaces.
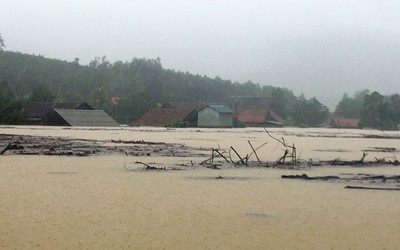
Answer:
xmin=1 ymin=126 xmax=400 ymax=249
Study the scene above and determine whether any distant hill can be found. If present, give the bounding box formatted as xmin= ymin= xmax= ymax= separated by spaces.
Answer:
xmin=0 ymin=51 xmax=328 ymax=125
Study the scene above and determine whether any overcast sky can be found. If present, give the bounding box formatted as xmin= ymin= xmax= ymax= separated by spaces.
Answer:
xmin=1 ymin=0 xmax=400 ymax=108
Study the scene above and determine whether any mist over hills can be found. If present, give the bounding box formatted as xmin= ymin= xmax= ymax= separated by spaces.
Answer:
xmin=3 ymin=1 xmax=400 ymax=110
xmin=0 ymin=50 xmax=330 ymax=125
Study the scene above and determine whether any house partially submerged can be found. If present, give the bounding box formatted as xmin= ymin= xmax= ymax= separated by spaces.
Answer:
xmin=42 ymin=109 xmax=119 ymax=127
xmin=133 ymin=101 xmax=202 ymax=127
xmin=237 ymin=109 xmax=285 ymax=127
xmin=133 ymin=108 xmax=198 ymax=127
xmin=327 ymin=117 xmax=359 ymax=129
xmin=25 ymin=102 xmax=94 ymax=125
xmin=198 ymin=105 xmax=233 ymax=128
xmin=161 ymin=101 xmax=203 ymax=111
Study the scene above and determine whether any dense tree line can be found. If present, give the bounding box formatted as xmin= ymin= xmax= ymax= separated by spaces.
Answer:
xmin=334 ymin=90 xmax=400 ymax=130
xmin=0 ymin=50 xmax=329 ymax=126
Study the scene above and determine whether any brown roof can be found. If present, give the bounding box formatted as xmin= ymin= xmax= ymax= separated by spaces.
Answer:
xmin=329 ymin=118 xmax=359 ymax=128
xmin=161 ymin=101 xmax=203 ymax=111
xmin=237 ymin=109 xmax=268 ymax=124
xmin=25 ymin=102 xmax=93 ymax=119
xmin=237 ymin=109 xmax=285 ymax=126
xmin=269 ymin=111 xmax=286 ymax=125
xmin=134 ymin=108 xmax=196 ymax=127
xmin=44 ymin=109 xmax=119 ymax=127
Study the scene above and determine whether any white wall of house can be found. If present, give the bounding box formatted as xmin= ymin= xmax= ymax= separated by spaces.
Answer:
xmin=198 ymin=107 xmax=233 ymax=127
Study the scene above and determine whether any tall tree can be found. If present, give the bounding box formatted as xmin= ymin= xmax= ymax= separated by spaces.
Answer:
xmin=91 ymin=87 xmax=109 ymax=110
xmin=290 ymin=94 xmax=329 ymax=127
xmin=0 ymin=81 xmax=25 ymax=124
xmin=30 ymin=84 xmax=56 ymax=102
xmin=334 ymin=89 xmax=369 ymax=119
xmin=359 ymin=91 xmax=397 ymax=130
xmin=388 ymin=94 xmax=400 ymax=124
xmin=0 ymin=33 xmax=5 ymax=51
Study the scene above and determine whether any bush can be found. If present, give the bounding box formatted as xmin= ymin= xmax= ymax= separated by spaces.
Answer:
xmin=166 ymin=120 xmax=187 ymax=128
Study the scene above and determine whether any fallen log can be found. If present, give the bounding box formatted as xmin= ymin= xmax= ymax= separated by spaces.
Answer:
xmin=0 ymin=143 xmax=11 ymax=155
xmin=230 ymin=146 xmax=246 ymax=166
xmin=111 ymin=139 xmax=165 ymax=145
xmin=345 ymin=186 xmax=400 ymax=191
xmin=281 ymin=174 xmax=340 ymax=180
xmin=135 ymin=161 xmax=166 ymax=170
xmin=248 ymin=141 xmax=261 ymax=164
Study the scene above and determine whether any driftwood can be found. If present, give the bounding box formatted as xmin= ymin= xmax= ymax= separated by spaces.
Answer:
xmin=248 ymin=141 xmax=261 ymax=164
xmin=264 ymin=128 xmax=297 ymax=165
xmin=229 ymin=146 xmax=246 ymax=166
xmin=281 ymin=174 xmax=340 ymax=180
xmin=327 ymin=152 xmax=369 ymax=166
xmin=135 ymin=161 xmax=167 ymax=170
xmin=200 ymin=128 xmax=299 ymax=168
xmin=200 ymin=148 xmax=229 ymax=165
xmin=345 ymin=186 xmax=400 ymax=191
xmin=282 ymin=173 xmax=400 ymax=191
xmin=199 ymin=128 xmax=400 ymax=169
xmin=111 ymin=139 xmax=165 ymax=145
xmin=0 ymin=143 xmax=11 ymax=155
xmin=282 ymin=173 xmax=400 ymax=181
xmin=0 ymin=134 xmax=202 ymax=158
xmin=0 ymin=143 xmax=24 ymax=155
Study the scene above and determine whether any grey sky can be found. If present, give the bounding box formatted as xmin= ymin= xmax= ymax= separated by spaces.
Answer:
xmin=1 ymin=0 xmax=400 ymax=108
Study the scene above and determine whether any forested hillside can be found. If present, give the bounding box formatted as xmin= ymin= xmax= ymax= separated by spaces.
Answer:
xmin=0 ymin=51 xmax=329 ymax=125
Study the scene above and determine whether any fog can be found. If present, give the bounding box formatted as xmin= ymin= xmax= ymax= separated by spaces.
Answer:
xmin=1 ymin=0 xmax=400 ymax=108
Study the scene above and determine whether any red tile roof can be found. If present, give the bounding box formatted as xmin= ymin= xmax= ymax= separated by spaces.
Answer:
xmin=237 ymin=109 xmax=268 ymax=123
xmin=237 ymin=109 xmax=285 ymax=127
xmin=329 ymin=118 xmax=359 ymax=128
xmin=134 ymin=108 xmax=196 ymax=127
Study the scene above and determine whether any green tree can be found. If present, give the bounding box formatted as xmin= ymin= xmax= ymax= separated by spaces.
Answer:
xmin=334 ymin=89 xmax=369 ymax=119
xmin=30 ymin=84 xmax=56 ymax=102
xmin=91 ymin=87 xmax=110 ymax=110
xmin=388 ymin=94 xmax=400 ymax=124
xmin=290 ymin=94 xmax=329 ymax=127
xmin=359 ymin=91 xmax=396 ymax=130
xmin=263 ymin=86 xmax=296 ymax=118
xmin=0 ymin=33 xmax=5 ymax=51
xmin=0 ymin=81 xmax=25 ymax=124
xmin=334 ymin=94 xmax=361 ymax=118
xmin=114 ymin=90 xmax=154 ymax=124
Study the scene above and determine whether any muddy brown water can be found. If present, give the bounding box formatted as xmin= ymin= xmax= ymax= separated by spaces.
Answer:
xmin=1 ymin=126 xmax=400 ymax=249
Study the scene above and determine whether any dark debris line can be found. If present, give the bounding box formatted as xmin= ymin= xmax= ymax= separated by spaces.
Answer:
xmin=0 ymin=134 xmax=205 ymax=157
xmin=281 ymin=173 xmax=400 ymax=191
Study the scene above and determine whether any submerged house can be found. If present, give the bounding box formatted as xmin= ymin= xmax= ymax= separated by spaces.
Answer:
xmin=25 ymin=102 xmax=94 ymax=125
xmin=327 ymin=117 xmax=359 ymax=129
xmin=197 ymin=105 xmax=233 ymax=128
xmin=42 ymin=109 xmax=119 ymax=127
xmin=237 ymin=109 xmax=285 ymax=127
xmin=133 ymin=101 xmax=202 ymax=127
xmin=133 ymin=108 xmax=198 ymax=127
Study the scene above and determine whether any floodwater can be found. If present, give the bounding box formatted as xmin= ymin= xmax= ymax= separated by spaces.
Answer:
xmin=1 ymin=126 xmax=400 ymax=249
